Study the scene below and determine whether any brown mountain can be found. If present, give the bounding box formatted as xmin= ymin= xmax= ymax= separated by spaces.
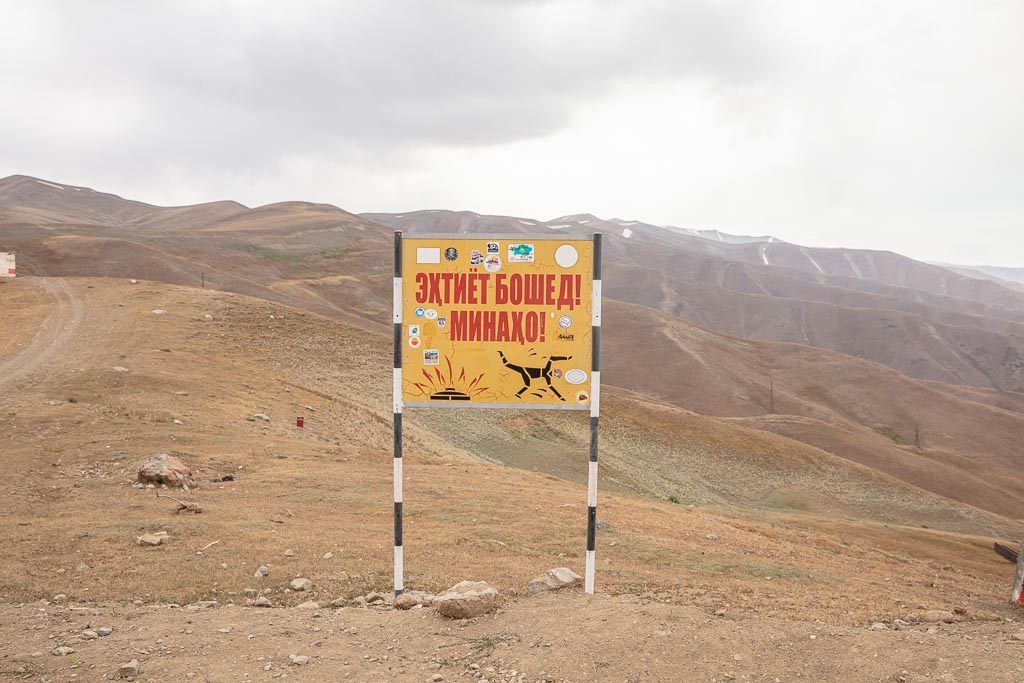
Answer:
xmin=367 ymin=210 xmax=1024 ymax=391
xmin=3 ymin=176 xmax=1024 ymax=518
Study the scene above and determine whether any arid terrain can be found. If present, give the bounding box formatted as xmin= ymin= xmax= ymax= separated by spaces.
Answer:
xmin=1 ymin=277 xmax=1023 ymax=681
xmin=2 ymin=177 xmax=1024 ymax=681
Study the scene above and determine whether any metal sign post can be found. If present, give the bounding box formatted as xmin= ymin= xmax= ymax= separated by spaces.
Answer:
xmin=392 ymin=232 xmax=602 ymax=595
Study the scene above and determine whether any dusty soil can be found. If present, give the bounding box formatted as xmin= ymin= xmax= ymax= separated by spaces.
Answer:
xmin=3 ymin=592 xmax=1024 ymax=682
xmin=2 ymin=277 xmax=1024 ymax=681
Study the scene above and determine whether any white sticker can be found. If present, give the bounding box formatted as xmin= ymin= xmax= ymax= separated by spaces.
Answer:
xmin=555 ymin=244 xmax=579 ymax=268
xmin=565 ymin=369 xmax=588 ymax=385
xmin=417 ymin=247 xmax=441 ymax=264
xmin=425 ymin=309 xmax=438 ymax=320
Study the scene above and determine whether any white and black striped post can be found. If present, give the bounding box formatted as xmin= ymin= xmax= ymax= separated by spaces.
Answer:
xmin=585 ymin=233 xmax=602 ymax=594
xmin=393 ymin=231 xmax=404 ymax=596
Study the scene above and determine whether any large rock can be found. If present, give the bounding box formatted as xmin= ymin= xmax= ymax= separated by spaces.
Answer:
xmin=527 ymin=567 xmax=583 ymax=594
xmin=434 ymin=581 xmax=498 ymax=619
xmin=137 ymin=454 xmax=195 ymax=488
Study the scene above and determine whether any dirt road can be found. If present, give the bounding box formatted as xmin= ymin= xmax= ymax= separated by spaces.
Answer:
xmin=0 ymin=278 xmax=83 ymax=390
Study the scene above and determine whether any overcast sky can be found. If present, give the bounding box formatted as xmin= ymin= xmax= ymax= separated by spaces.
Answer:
xmin=1 ymin=0 xmax=1021 ymax=266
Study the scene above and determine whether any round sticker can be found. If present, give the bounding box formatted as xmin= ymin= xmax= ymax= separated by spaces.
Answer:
xmin=485 ymin=255 xmax=502 ymax=273
xmin=555 ymin=244 xmax=579 ymax=268
xmin=408 ymin=336 xmax=421 ymax=348
xmin=425 ymin=309 xmax=438 ymax=320
xmin=414 ymin=307 xmax=425 ymax=317
xmin=470 ymin=250 xmax=484 ymax=265
xmin=564 ymin=369 xmax=587 ymax=385
xmin=444 ymin=247 xmax=458 ymax=262
xmin=558 ymin=315 xmax=573 ymax=330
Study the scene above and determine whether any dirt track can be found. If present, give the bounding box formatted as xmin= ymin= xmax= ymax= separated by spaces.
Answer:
xmin=0 ymin=278 xmax=83 ymax=390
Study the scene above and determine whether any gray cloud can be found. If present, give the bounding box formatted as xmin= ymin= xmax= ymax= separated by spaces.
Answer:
xmin=0 ymin=0 xmax=1021 ymax=266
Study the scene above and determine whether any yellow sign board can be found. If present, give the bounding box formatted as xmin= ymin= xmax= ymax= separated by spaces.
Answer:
xmin=401 ymin=236 xmax=593 ymax=408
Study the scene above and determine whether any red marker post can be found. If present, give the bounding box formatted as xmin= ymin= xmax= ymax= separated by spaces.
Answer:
xmin=296 ymin=416 xmax=304 ymax=428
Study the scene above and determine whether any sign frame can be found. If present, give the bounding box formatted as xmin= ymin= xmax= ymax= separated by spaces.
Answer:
xmin=392 ymin=231 xmax=603 ymax=595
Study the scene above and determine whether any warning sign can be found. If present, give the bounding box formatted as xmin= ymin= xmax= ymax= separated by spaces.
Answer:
xmin=401 ymin=236 xmax=593 ymax=408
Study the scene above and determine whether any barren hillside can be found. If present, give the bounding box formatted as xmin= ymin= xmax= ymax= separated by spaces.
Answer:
xmin=2 ymin=276 xmax=1024 ymax=681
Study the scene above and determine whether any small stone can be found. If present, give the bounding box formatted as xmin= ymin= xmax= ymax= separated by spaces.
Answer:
xmin=330 ymin=598 xmax=349 ymax=608
xmin=289 ymin=655 xmax=309 ymax=666
xmin=98 ymin=627 xmax=113 ymax=636
xmin=527 ymin=567 xmax=583 ymax=594
xmin=254 ymin=597 xmax=272 ymax=607
xmin=254 ymin=413 xmax=270 ymax=422
xmin=922 ymin=610 xmax=957 ymax=624
xmin=118 ymin=659 xmax=140 ymax=679
xmin=130 ymin=279 xmax=138 ymax=284
xmin=364 ymin=591 xmax=386 ymax=604
xmin=284 ymin=549 xmax=295 ymax=557
xmin=1011 ymin=630 xmax=1024 ymax=642
xmin=173 ymin=419 xmax=183 ymax=425
xmin=953 ymin=606 xmax=967 ymax=616
xmin=297 ymin=601 xmax=319 ymax=609
xmin=705 ymin=533 xmax=719 ymax=540
xmin=151 ymin=309 xmax=168 ymax=315
xmin=290 ymin=578 xmax=312 ymax=592
xmin=137 ymin=533 xmax=165 ymax=546
xmin=869 ymin=623 xmax=887 ymax=631
xmin=53 ymin=593 xmax=67 ymax=601
xmin=52 ymin=646 xmax=74 ymax=656
xmin=323 ymin=552 xmax=333 ymax=560
xmin=113 ymin=366 xmax=130 ymax=373
xmin=255 ymin=565 xmax=269 ymax=577
xmin=203 ymin=314 xmax=213 ymax=321
xmin=432 ymin=675 xmax=444 ymax=682
xmin=217 ymin=627 xmax=232 ymax=633
xmin=82 ymin=629 xmax=99 ymax=639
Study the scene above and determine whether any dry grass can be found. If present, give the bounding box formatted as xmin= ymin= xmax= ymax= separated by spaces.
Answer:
xmin=1 ymin=278 xmax=1022 ymax=628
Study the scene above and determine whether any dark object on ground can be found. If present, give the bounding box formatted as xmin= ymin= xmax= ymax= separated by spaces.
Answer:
xmin=995 ymin=542 xmax=1019 ymax=564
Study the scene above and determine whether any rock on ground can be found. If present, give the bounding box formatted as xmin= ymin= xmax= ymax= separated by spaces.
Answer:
xmin=137 ymin=454 xmax=196 ymax=488
xmin=527 ymin=567 xmax=583 ymax=595
xmin=434 ymin=581 xmax=498 ymax=619
xmin=921 ymin=610 xmax=958 ymax=623
xmin=118 ymin=659 xmax=140 ymax=679
xmin=395 ymin=591 xmax=435 ymax=610
xmin=290 ymin=578 xmax=312 ymax=592
xmin=137 ymin=531 xmax=169 ymax=546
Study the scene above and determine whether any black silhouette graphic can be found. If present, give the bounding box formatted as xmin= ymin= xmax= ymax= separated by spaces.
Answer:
xmin=430 ymin=387 xmax=471 ymax=401
xmin=498 ymin=351 xmax=572 ymax=400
